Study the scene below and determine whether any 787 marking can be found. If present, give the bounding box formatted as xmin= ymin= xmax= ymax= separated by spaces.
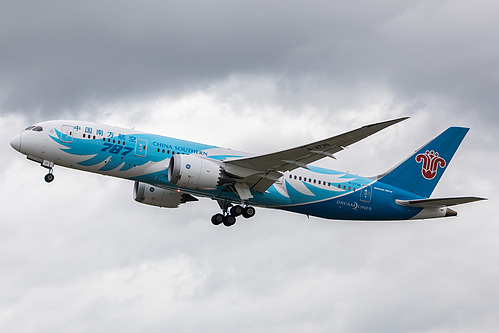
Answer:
xmin=101 ymin=143 xmax=134 ymax=155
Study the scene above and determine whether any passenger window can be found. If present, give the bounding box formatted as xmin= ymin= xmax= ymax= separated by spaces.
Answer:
xmin=299 ymin=176 xmax=302 ymax=181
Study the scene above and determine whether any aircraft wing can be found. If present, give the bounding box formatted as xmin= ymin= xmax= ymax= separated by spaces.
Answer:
xmin=223 ymin=117 xmax=409 ymax=193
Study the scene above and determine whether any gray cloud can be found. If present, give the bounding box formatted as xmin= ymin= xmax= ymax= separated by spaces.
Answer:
xmin=7 ymin=1 xmax=491 ymax=117
xmin=3 ymin=0 xmax=497 ymax=140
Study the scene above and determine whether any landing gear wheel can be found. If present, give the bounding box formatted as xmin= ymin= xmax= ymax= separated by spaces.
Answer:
xmin=242 ymin=206 xmax=256 ymax=219
xmin=44 ymin=173 xmax=54 ymax=183
xmin=223 ymin=215 xmax=236 ymax=227
xmin=230 ymin=205 xmax=243 ymax=217
xmin=211 ymin=213 xmax=225 ymax=226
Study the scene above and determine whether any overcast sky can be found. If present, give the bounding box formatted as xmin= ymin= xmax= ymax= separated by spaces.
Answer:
xmin=1 ymin=1 xmax=498 ymax=332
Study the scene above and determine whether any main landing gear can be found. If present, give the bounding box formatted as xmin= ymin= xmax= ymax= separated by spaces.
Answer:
xmin=211 ymin=204 xmax=256 ymax=227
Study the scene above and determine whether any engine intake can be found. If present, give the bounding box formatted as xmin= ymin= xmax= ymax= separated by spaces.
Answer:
xmin=168 ymin=154 xmax=222 ymax=190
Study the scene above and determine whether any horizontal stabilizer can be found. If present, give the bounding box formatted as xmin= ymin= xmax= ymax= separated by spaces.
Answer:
xmin=396 ymin=196 xmax=486 ymax=208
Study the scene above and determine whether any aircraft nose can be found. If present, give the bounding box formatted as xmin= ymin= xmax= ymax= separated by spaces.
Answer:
xmin=10 ymin=133 xmax=21 ymax=152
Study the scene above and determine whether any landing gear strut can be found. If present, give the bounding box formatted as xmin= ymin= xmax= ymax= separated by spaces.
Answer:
xmin=211 ymin=202 xmax=256 ymax=227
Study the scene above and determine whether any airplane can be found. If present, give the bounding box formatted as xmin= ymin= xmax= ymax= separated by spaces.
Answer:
xmin=10 ymin=117 xmax=485 ymax=226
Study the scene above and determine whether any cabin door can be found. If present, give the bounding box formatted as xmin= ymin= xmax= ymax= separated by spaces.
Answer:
xmin=135 ymin=139 xmax=147 ymax=157
xmin=360 ymin=185 xmax=372 ymax=203
xmin=61 ymin=125 xmax=74 ymax=143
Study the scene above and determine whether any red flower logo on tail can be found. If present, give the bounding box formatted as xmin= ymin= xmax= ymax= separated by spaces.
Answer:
xmin=415 ymin=150 xmax=446 ymax=180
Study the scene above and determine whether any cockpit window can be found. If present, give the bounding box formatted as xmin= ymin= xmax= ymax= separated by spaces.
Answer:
xmin=24 ymin=125 xmax=43 ymax=132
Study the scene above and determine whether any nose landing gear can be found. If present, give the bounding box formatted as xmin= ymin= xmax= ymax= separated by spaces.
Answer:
xmin=41 ymin=160 xmax=55 ymax=183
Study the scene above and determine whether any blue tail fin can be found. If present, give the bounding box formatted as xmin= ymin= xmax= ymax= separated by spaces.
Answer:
xmin=379 ymin=127 xmax=469 ymax=198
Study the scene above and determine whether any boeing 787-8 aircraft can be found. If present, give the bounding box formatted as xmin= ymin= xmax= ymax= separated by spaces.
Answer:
xmin=10 ymin=117 xmax=485 ymax=226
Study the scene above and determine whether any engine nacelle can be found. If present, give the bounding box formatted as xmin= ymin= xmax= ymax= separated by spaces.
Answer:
xmin=133 ymin=181 xmax=196 ymax=208
xmin=168 ymin=154 xmax=221 ymax=190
